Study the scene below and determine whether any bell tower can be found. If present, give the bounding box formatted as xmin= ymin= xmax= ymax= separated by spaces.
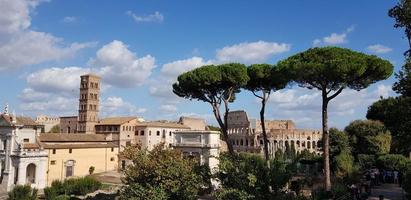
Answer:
xmin=78 ymin=74 xmax=100 ymax=134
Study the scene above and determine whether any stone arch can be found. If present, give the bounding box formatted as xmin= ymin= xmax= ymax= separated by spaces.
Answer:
xmin=26 ymin=163 xmax=36 ymax=184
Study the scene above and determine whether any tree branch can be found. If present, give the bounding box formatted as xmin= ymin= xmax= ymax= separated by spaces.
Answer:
xmin=252 ymin=91 xmax=263 ymax=99
xmin=327 ymin=87 xmax=344 ymax=101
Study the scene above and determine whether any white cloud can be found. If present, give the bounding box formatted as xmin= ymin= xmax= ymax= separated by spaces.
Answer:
xmin=126 ymin=11 xmax=164 ymax=23
xmin=267 ymin=83 xmax=393 ymax=128
xmin=91 ymin=40 xmax=156 ymax=88
xmin=26 ymin=66 xmax=88 ymax=94
xmin=149 ymin=56 xmax=211 ymax=102
xmin=312 ymin=26 xmax=354 ymax=46
xmin=100 ymin=97 xmax=146 ymax=117
xmin=160 ymin=104 xmax=177 ymax=113
xmin=216 ymin=41 xmax=290 ymax=63
xmin=367 ymin=44 xmax=392 ymax=54
xmin=0 ymin=0 xmax=93 ymax=71
xmin=62 ymin=16 xmax=77 ymax=23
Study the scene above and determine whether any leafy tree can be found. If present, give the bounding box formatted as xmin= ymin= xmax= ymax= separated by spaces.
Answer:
xmin=345 ymin=120 xmax=392 ymax=155
xmin=49 ymin=124 xmax=60 ymax=133
xmin=376 ymin=154 xmax=410 ymax=171
xmin=120 ymin=144 xmax=203 ymax=200
xmin=173 ymin=63 xmax=249 ymax=154
xmin=244 ymin=64 xmax=288 ymax=161
xmin=216 ymin=152 xmax=294 ymax=199
xmin=357 ymin=154 xmax=376 ymax=170
xmin=278 ymin=47 xmax=393 ymax=191
xmin=329 ymin=128 xmax=351 ymax=160
xmin=367 ymin=97 xmax=411 ymax=154
xmin=393 ymin=60 xmax=411 ymax=96
xmin=389 ymin=0 xmax=411 ymax=56
xmin=8 ymin=185 xmax=37 ymax=200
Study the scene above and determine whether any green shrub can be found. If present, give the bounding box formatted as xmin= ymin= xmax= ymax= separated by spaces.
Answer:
xmin=403 ymin=163 xmax=411 ymax=198
xmin=213 ymin=188 xmax=253 ymax=200
xmin=8 ymin=185 xmax=37 ymax=200
xmin=44 ymin=177 xmax=102 ymax=199
xmin=376 ymin=154 xmax=410 ymax=171
xmin=357 ymin=154 xmax=376 ymax=170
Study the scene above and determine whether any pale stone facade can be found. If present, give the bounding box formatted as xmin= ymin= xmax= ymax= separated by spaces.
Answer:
xmin=35 ymin=115 xmax=60 ymax=133
xmin=134 ymin=121 xmax=190 ymax=150
xmin=173 ymin=130 xmax=220 ymax=172
xmin=0 ymin=111 xmax=48 ymax=192
xmin=227 ymin=110 xmax=322 ymax=157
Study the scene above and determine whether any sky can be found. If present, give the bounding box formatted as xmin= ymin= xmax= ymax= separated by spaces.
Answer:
xmin=0 ymin=0 xmax=407 ymax=129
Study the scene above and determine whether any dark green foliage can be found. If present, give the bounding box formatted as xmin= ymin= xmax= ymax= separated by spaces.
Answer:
xmin=345 ymin=120 xmax=391 ymax=155
xmin=120 ymin=184 xmax=168 ymax=200
xmin=367 ymin=96 xmax=411 ymax=154
xmin=329 ymin=128 xmax=351 ymax=158
xmin=216 ymin=153 xmax=295 ymax=199
xmin=7 ymin=185 xmax=37 ymax=200
xmin=213 ymin=188 xmax=253 ymax=200
xmin=389 ymin=0 xmax=411 ymax=56
xmin=278 ymin=46 xmax=393 ymax=190
xmin=278 ymin=47 xmax=393 ymax=92
xmin=120 ymin=144 xmax=203 ymax=200
xmin=357 ymin=154 xmax=376 ymax=170
xmin=44 ymin=177 xmax=101 ymax=199
xmin=393 ymin=60 xmax=411 ymax=96
xmin=376 ymin=154 xmax=410 ymax=171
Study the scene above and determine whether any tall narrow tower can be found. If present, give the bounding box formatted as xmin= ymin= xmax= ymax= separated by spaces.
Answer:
xmin=78 ymin=74 xmax=100 ymax=134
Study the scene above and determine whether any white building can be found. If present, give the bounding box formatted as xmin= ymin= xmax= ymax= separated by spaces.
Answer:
xmin=173 ymin=130 xmax=220 ymax=173
xmin=134 ymin=121 xmax=190 ymax=150
xmin=0 ymin=108 xmax=48 ymax=192
xmin=35 ymin=115 xmax=60 ymax=133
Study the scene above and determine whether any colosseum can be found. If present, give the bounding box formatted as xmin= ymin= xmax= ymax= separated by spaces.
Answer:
xmin=227 ymin=110 xmax=322 ymax=157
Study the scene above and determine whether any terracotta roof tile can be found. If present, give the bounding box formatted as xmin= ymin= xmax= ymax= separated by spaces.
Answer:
xmin=39 ymin=133 xmax=108 ymax=142
xmin=98 ymin=117 xmax=137 ymax=125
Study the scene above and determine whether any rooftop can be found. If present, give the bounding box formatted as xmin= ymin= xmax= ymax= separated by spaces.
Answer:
xmin=136 ymin=121 xmax=190 ymax=129
xmin=97 ymin=117 xmax=137 ymax=125
xmin=38 ymin=133 xmax=108 ymax=142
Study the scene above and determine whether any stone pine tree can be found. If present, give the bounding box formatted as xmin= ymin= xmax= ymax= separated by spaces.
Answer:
xmin=173 ymin=63 xmax=249 ymax=154
xmin=244 ymin=64 xmax=288 ymax=162
xmin=278 ymin=47 xmax=393 ymax=191
xmin=389 ymin=0 xmax=411 ymax=56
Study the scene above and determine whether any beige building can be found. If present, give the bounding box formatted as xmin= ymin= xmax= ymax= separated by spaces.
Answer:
xmin=227 ymin=110 xmax=322 ymax=157
xmin=78 ymin=74 xmax=101 ymax=134
xmin=32 ymin=134 xmax=118 ymax=186
xmin=95 ymin=117 xmax=141 ymax=151
xmin=35 ymin=115 xmax=60 ymax=133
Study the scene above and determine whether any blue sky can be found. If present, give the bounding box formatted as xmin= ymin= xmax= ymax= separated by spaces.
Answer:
xmin=0 ymin=0 xmax=406 ymax=129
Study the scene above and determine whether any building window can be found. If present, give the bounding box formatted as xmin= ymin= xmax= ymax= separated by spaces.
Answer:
xmin=52 ymin=149 xmax=56 ymax=154
xmin=169 ymin=131 xmax=172 ymax=136
xmin=110 ymin=157 xmax=115 ymax=161
xmin=157 ymin=131 xmax=160 ymax=136
xmin=50 ymin=160 xmax=56 ymax=165
xmin=65 ymin=160 xmax=75 ymax=177
xmin=26 ymin=163 xmax=36 ymax=184
xmin=121 ymin=160 xmax=126 ymax=170
xmin=111 ymin=147 xmax=114 ymax=152
xmin=141 ymin=130 xmax=145 ymax=136
xmin=14 ymin=167 xmax=18 ymax=184
xmin=69 ymin=149 xmax=72 ymax=154
xmin=149 ymin=131 xmax=151 ymax=136
xmin=23 ymin=138 xmax=29 ymax=143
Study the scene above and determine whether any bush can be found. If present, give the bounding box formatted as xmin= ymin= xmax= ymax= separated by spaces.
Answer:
xmin=357 ymin=154 xmax=376 ymax=170
xmin=44 ymin=177 xmax=102 ymax=199
xmin=213 ymin=188 xmax=253 ymax=200
xmin=8 ymin=185 xmax=37 ymax=200
xmin=403 ymin=163 xmax=411 ymax=199
xmin=376 ymin=154 xmax=410 ymax=171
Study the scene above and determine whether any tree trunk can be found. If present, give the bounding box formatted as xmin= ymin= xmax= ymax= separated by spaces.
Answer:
xmin=212 ymin=104 xmax=234 ymax=155
xmin=260 ymin=94 xmax=270 ymax=162
xmin=322 ymin=90 xmax=331 ymax=191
